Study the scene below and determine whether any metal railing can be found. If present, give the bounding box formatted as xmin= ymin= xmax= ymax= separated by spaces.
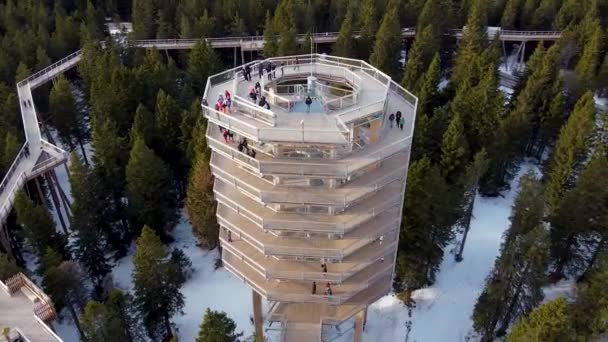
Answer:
xmin=17 ymin=50 xmax=83 ymax=88
xmin=232 ymin=95 xmax=276 ymax=126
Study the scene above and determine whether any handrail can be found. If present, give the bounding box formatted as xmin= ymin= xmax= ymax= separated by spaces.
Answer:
xmin=232 ymin=95 xmax=276 ymax=126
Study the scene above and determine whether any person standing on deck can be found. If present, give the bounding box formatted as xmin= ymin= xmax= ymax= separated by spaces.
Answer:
xmin=272 ymin=63 xmax=277 ymax=78
xmin=312 ymin=281 xmax=317 ymax=294
xmin=245 ymin=64 xmax=251 ymax=81
xmin=255 ymin=81 xmax=261 ymax=95
xmin=266 ymin=63 xmax=272 ymax=80
xmin=305 ymin=95 xmax=313 ymax=113
xmin=258 ymin=63 xmax=264 ymax=79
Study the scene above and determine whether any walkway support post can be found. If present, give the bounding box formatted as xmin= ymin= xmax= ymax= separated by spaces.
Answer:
xmin=354 ymin=309 xmax=366 ymax=342
xmin=252 ymin=290 xmax=264 ymax=342
xmin=45 ymin=172 xmax=68 ymax=234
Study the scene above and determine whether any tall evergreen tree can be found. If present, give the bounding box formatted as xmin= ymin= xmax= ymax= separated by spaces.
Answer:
xmin=394 ymin=157 xmax=456 ymax=291
xmin=545 ymin=91 xmax=596 ymax=213
xmin=415 ymin=53 xmax=441 ymax=117
xmin=500 ymin=0 xmax=523 ymax=29
xmin=454 ymin=150 xmax=489 ymax=261
xmin=550 ymin=149 xmax=608 ymax=279
xmin=506 ymin=298 xmax=574 ymax=342
xmin=81 ymin=289 xmax=144 ymax=342
xmin=451 ymin=0 xmax=488 ymax=88
xmin=69 ymin=153 xmax=112 ymax=297
xmin=126 ymin=138 xmax=178 ymax=239
xmin=440 ymin=112 xmax=469 ymax=183
xmin=196 ymin=309 xmax=242 ymax=342
xmin=153 ymin=89 xmax=181 ymax=162
xmin=472 ymin=225 xmax=549 ymax=340
xmin=131 ymin=0 xmax=157 ymax=39
xmin=356 ymin=0 xmax=377 ymax=59
xmin=50 ymin=75 xmax=89 ymax=163
xmin=262 ymin=11 xmax=278 ymax=57
xmin=570 ymin=256 xmax=608 ymax=338
xmin=402 ymin=26 xmax=439 ymax=92
xmin=13 ymin=193 xmax=67 ymax=259
xmin=274 ymin=0 xmax=298 ymax=56
xmin=187 ymin=40 xmax=222 ymax=98
xmin=574 ymin=24 xmax=604 ymax=86
xmin=130 ymin=103 xmax=155 ymax=147
xmin=133 ymin=226 xmax=190 ymax=340
xmin=333 ymin=7 xmax=354 ymax=57
xmin=186 ymin=149 xmax=218 ymax=249
xmin=43 ymin=260 xmax=88 ymax=338
xmin=369 ymin=6 xmax=402 ymax=77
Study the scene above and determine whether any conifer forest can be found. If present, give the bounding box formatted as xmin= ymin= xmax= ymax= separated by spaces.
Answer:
xmin=0 ymin=0 xmax=607 ymax=341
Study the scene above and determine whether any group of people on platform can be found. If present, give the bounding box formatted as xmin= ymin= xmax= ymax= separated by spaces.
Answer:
xmin=312 ymin=281 xmax=333 ymax=296
xmin=388 ymin=111 xmax=405 ymax=131
xmin=215 ymin=90 xmax=232 ymax=113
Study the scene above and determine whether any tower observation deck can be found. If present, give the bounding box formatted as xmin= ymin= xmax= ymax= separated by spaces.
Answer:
xmin=203 ymin=54 xmax=417 ymax=342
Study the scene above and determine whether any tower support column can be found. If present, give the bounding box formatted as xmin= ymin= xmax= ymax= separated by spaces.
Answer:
xmin=252 ymin=290 xmax=264 ymax=342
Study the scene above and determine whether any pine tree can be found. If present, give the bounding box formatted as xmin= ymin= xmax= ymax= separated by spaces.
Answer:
xmin=179 ymin=100 xmax=203 ymax=165
xmin=186 ymin=116 xmax=209 ymax=167
xmin=553 ymin=0 xmax=585 ymax=30
xmin=472 ymin=225 xmax=549 ymax=340
xmin=153 ymin=89 xmax=181 ymax=162
xmin=0 ymin=252 xmax=21 ymax=281
xmin=131 ymin=0 xmax=157 ymax=39
xmin=440 ymin=112 xmax=469 ymax=183
xmin=262 ymin=11 xmax=278 ymax=57
xmin=570 ymin=256 xmax=608 ymax=338
xmin=451 ymin=0 xmax=488 ymax=88
xmin=454 ymin=150 xmax=489 ymax=261
xmin=394 ymin=158 xmax=456 ymax=291
xmin=530 ymin=0 xmax=561 ymax=29
xmin=126 ymin=138 xmax=178 ymax=239
xmin=545 ymin=92 xmax=596 ymax=213
xmin=274 ymin=0 xmax=298 ymax=56
xmin=13 ymin=193 xmax=67 ymax=260
xmin=411 ymin=106 xmax=450 ymax=162
xmin=133 ymin=226 xmax=190 ymax=340
xmin=506 ymin=298 xmax=574 ymax=342
xmin=356 ymin=0 xmax=377 ymax=59
xmin=187 ymin=39 xmax=222 ymax=98
xmin=550 ymin=150 xmax=608 ymax=279
xmin=504 ymin=172 xmax=545 ymax=242
xmin=415 ymin=53 xmax=441 ymax=117
xmin=43 ymin=260 xmax=88 ymax=338
xmin=130 ymin=103 xmax=155 ymax=147
xmin=69 ymin=153 xmax=112 ymax=297
xmin=402 ymin=26 xmax=439 ymax=92
xmin=229 ymin=13 xmax=247 ymax=37
xmin=500 ymin=0 xmax=523 ymax=29
xmin=50 ymin=75 xmax=89 ymax=162
xmin=596 ymin=54 xmax=608 ymax=96
xmin=196 ymin=309 xmax=242 ymax=342
xmin=186 ymin=151 xmax=218 ymax=249
xmin=369 ymin=6 xmax=402 ymax=77
xmin=2 ymin=132 xmax=20 ymax=172
xmin=333 ymin=7 xmax=354 ymax=57
xmin=574 ymin=24 xmax=604 ymax=86
xmin=81 ymin=289 xmax=144 ymax=342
